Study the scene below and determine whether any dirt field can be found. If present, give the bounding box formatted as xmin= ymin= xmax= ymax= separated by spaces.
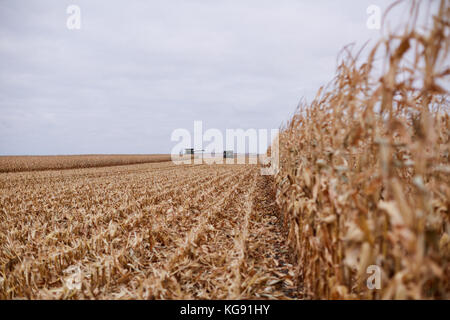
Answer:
xmin=0 ymin=161 xmax=296 ymax=299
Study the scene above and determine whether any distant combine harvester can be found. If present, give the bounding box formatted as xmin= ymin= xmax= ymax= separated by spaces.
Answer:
xmin=223 ymin=150 xmax=233 ymax=159
xmin=184 ymin=148 xmax=208 ymax=162
xmin=182 ymin=149 xmax=234 ymax=163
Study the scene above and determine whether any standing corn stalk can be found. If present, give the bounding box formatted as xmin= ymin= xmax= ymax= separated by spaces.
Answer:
xmin=275 ymin=0 xmax=449 ymax=299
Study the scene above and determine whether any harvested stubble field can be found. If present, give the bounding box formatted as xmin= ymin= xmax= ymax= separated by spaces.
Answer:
xmin=0 ymin=160 xmax=296 ymax=299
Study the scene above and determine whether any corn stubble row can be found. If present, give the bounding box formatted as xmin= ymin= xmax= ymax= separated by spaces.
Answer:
xmin=0 ymin=161 xmax=295 ymax=299
xmin=275 ymin=1 xmax=449 ymax=299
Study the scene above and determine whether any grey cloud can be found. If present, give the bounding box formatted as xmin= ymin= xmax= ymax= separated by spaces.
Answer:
xmin=0 ymin=0 xmax=411 ymax=154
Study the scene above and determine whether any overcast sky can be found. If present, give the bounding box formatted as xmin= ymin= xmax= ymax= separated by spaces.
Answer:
xmin=0 ymin=0 xmax=422 ymax=155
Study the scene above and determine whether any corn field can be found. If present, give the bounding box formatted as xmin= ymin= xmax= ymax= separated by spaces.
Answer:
xmin=0 ymin=161 xmax=295 ymax=299
xmin=275 ymin=0 xmax=449 ymax=299
xmin=0 ymin=0 xmax=449 ymax=301
xmin=0 ymin=154 xmax=171 ymax=173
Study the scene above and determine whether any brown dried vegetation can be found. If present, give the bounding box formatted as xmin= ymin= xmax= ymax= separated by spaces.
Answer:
xmin=1 ymin=1 xmax=449 ymax=301
xmin=275 ymin=1 xmax=450 ymax=299
xmin=0 ymin=154 xmax=171 ymax=173
xmin=0 ymin=161 xmax=295 ymax=299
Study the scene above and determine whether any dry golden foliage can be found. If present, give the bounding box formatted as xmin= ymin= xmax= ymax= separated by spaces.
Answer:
xmin=0 ymin=162 xmax=295 ymax=299
xmin=0 ymin=154 xmax=171 ymax=173
xmin=275 ymin=1 xmax=449 ymax=299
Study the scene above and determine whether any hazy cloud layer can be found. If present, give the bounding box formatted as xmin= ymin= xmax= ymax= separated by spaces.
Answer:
xmin=1 ymin=0 xmax=410 ymax=154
